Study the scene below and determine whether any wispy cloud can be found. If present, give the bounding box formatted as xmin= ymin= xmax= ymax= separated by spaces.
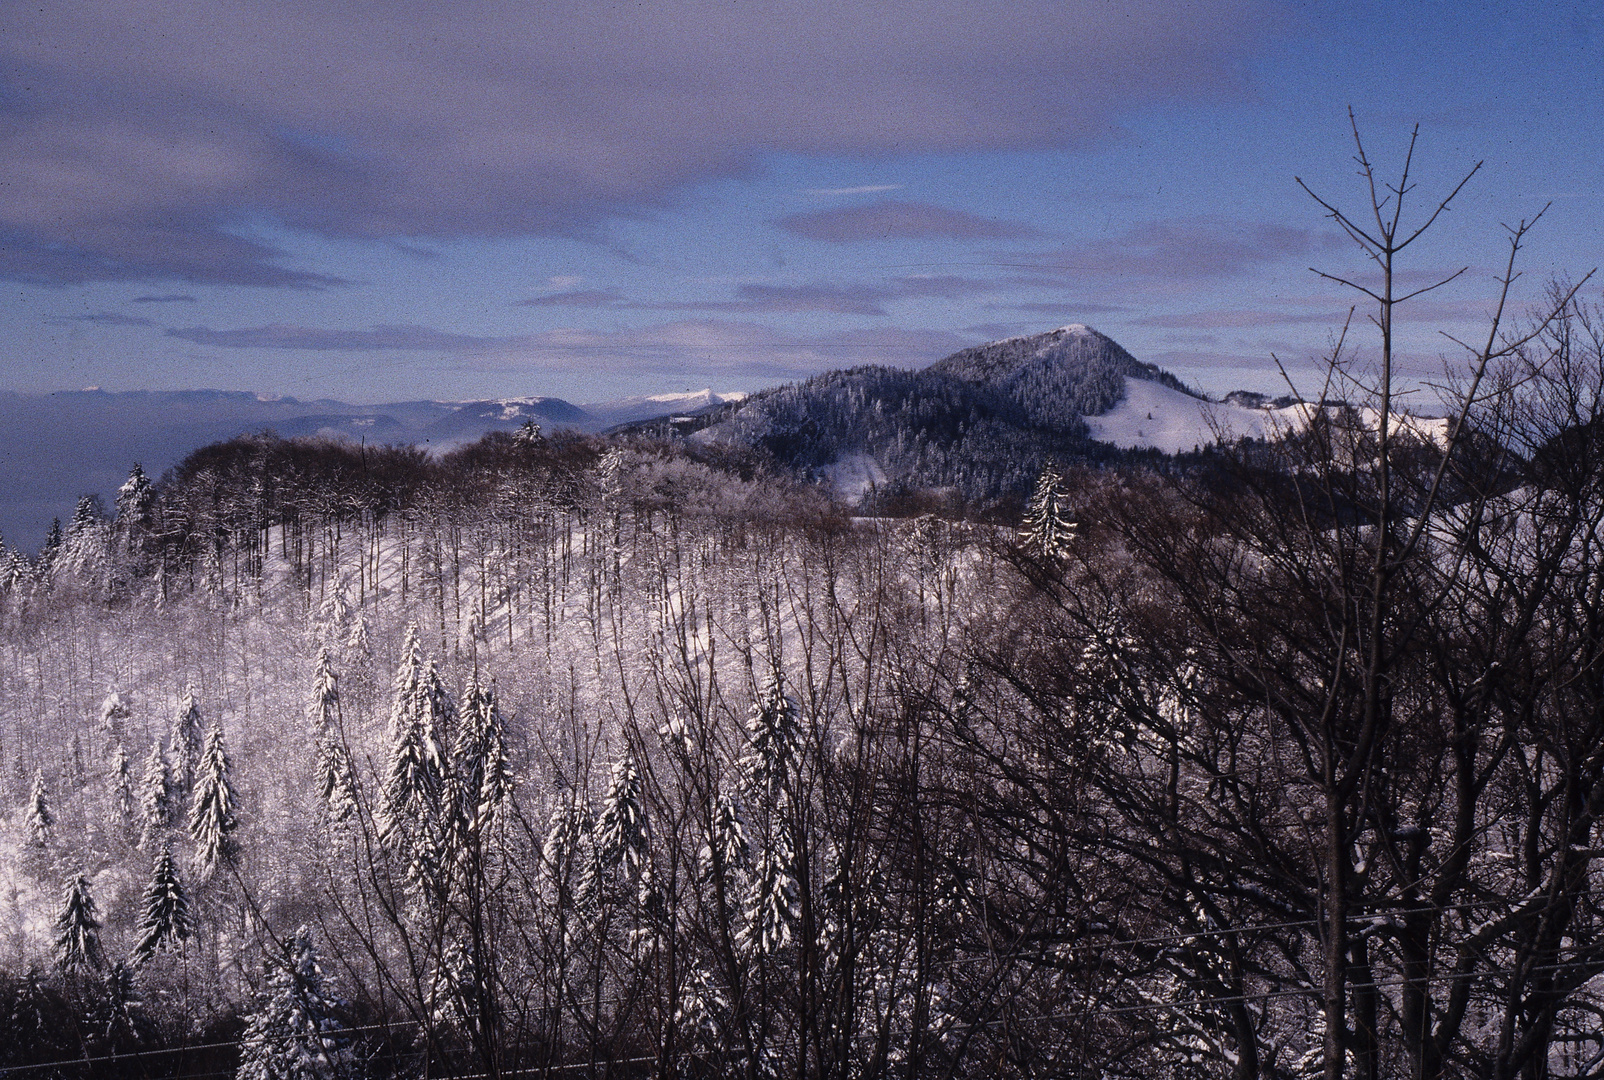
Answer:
xmin=53 ymin=312 xmax=159 ymax=328
xmin=777 ymin=200 xmax=1039 ymax=243
xmin=130 ymin=294 xmax=199 ymax=303
xmin=164 ymin=323 xmax=520 ymax=351
xmin=804 ymin=184 xmax=903 ymax=196
xmin=521 ymin=274 xmax=999 ymax=314
xmin=1012 ymin=218 xmax=1347 ymax=283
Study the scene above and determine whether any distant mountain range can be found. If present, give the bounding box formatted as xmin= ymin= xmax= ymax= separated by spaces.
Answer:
xmin=0 ymin=325 xmax=1311 ymax=548
xmin=0 ymin=387 xmax=746 ymax=550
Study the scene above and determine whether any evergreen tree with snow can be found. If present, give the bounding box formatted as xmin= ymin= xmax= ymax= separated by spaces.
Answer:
xmin=136 ymin=741 xmax=174 ymax=849
xmin=53 ymin=872 xmax=104 ymax=974
xmin=98 ymin=692 xmax=132 ymax=739
xmin=89 ymin=960 xmax=149 ymax=1051
xmin=739 ymin=673 xmax=801 ymax=802
xmin=132 ymin=843 xmax=193 ymax=965
xmin=588 ymin=755 xmax=648 ymax=901
xmin=236 ymin=925 xmax=349 ymax=1080
xmin=188 ymin=724 xmax=239 ymax=882
xmin=57 ymin=494 xmax=111 ymax=583
xmin=168 ymin=688 xmax=205 ymax=796
xmin=109 ymin=741 xmax=136 ymax=832
xmin=452 ymin=677 xmax=512 ymax=841
xmin=307 ymin=650 xmax=358 ymax=826
xmin=1019 ymin=463 xmax=1077 ymax=559
xmin=381 ymin=632 xmax=454 ymax=872
xmin=742 ymin=826 xmax=799 ymax=957
xmin=700 ymin=792 xmax=751 ymax=886
xmin=113 ymin=463 xmax=155 ymax=548
xmin=23 ymin=767 xmax=53 ymax=849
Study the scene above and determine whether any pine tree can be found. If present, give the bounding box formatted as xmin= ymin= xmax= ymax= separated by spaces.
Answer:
xmin=1019 ymin=463 xmax=1077 ymax=559
xmin=743 ymin=827 xmax=799 ymax=957
xmin=23 ymin=767 xmax=53 ymax=849
xmin=136 ymin=741 xmax=174 ymax=849
xmin=739 ymin=674 xmax=801 ymax=802
xmin=700 ymin=792 xmax=751 ymax=885
xmin=307 ymin=650 xmax=357 ymax=824
xmin=109 ymin=742 xmax=136 ymax=831
xmin=379 ymin=625 xmax=426 ymax=842
xmin=591 ymin=755 xmax=648 ymax=886
xmin=89 ymin=960 xmax=149 ymax=1051
xmin=236 ymin=926 xmax=349 ymax=1080
xmin=168 ymin=688 xmax=205 ymax=796
xmin=188 ymin=724 xmax=238 ymax=882
xmin=98 ymin=692 xmax=132 ymax=739
xmin=53 ymin=872 xmax=104 ymax=974
xmin=132 ymin=844 xmax=193 ymax=964
xmin=452 ymin=677 xmax=512 ymax=841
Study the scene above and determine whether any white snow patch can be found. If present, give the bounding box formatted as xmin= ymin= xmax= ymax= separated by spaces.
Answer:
xmin=821 ymin=452 xmax=886 ymax=503
xmin=1085 ymin=377 xmax=1451 ymax=454
xmin=1084 ymin=378 xmax=1308 ymax=454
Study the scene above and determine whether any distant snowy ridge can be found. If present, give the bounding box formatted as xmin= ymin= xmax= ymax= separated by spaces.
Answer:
xmin=1083 ymin=376 xmax=1451 ymax=455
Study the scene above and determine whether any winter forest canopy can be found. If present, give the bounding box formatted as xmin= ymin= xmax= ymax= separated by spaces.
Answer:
xmin=8 ymin=146 xmax=1604 ymax=1080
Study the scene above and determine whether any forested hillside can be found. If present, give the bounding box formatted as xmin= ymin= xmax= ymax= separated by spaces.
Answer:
xmin=3 ymin=286 xmax=1604 ymax=1079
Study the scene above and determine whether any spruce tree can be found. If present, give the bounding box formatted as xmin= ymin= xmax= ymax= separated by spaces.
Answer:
xmin=188 ymin=724 xmax=238 ymax=882
xmin=89 ymin=960 xmax=149 ymax=1051
xmin=743 ymin=827 xmax=799 ymax=957
xmin=452 ymin=677 xmax=512 ymax=840
xmin=739 ymin=674 xmax=801 ymax=801
xmin=109 ymin=741 xmax=136 ymax=833
xmin=23 ymin=767 xmax=52 ymax=849
xmin=307 ymin=650 xmax=357 ymax=825
xmin=236 ymin=926 xmax=349 ymax=1080
xmin=136 ymin=741 xmax=174 ymax=849
xmin=132 ymin=843 xmax=193 ymax=965
xmin=1019 ymin=463 xmax=1077 ymax=559
xmin=168 ymin=688 xmax=205 ymax=796
xmin=53 ymin=872 xmax=104 ymax=973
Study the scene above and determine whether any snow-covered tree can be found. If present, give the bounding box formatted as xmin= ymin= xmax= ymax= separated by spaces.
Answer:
xmin=113 ymin=464 xmax=156 ymax=569
xmin=132 ymin=844 xmax=193 ymax=965
xmin=108 ymin=742 xmax=136 ymax=830
xmin=53 ymin=872 xmax=104 ymax=974
xmin=380 ymin=625 xmax=450 ymax=845
xmin=739 ymin=674 xmax=801 ymax=802
xmin=1019 ymin=463 xmax=1077 ymax=559
xmin=136 ymin=741 xmax=174 ymax=849
xmin=742 ymin=827 xmax=799 ymax=957
xmin=168 ymin=688 xmax=205 ymax=796
xmin=188 ymin=724 xmax=239 ymax=882
xmin=236 ymin=926 xmax=349 ymax=1080
xmin=89 ymin=961 xmax=148 ymax=1050
xmin=98 ymin=692 xmax=131 ymax=740
xmin=452 ymin=677 xmax=512 ymax=840
xmin=23 ymin=767 xmax=53 ymax=849
xmin=700 ymin=792 xmax=751 ymax=885
xmin=591 ymin=755 xmax=648 ymax=886
xmin=307 ymin=650 xmax=358 ymax=825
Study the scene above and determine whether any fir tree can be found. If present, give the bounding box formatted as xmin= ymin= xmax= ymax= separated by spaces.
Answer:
xmin=168 ymin=688 xmax=205 ymax=796
xmin=109 ymin=741 xmax=136 ymax=831
xmin=592 ymin=756 xmax=648 ymax=882
xmin=739 ymin=674 xmax=801 ymax=802
xmin=89 ymin=960 xmax=149 ymax=1050
xmin=307 ymin=650 xmax=357 ymax=824
xmin=136 ymin=741 xmax=174 ymax=849
xmin=23 ymin=767 xmax=52 ymax=849
xmin=132 ymin=844 xmax=193 ymax=964
xmin=1019 ymin=463 xmax=1077 ymax=559
xmin=53 ymin=872 xmax=104 ymax=974
xmin=743 ymin=827 xmax=799 ymax=957
xmin=236 ymin=926 xmax=349 ymax=1080
xmin=452 ymin=677 xmax=512 ymax=841
xmin=98 ymin=692 xmax=132 ymax=738
xmin=700 ymin=792 xmax=751 ymax=885
xmin=188 ymin=724 xmax=239 ymax=882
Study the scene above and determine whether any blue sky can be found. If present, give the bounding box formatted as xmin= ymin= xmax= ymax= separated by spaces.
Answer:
xmin=2 ymin=0 xmax=1600 ymax=404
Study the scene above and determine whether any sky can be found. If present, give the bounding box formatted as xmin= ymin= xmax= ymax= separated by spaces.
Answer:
xmin=2 ymin=0 xmax=1601 ymax=406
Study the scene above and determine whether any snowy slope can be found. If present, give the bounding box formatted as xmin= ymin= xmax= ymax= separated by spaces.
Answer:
xmin=1082 ymin=378 xmax=1306 ymax=454
xmin=1085 ymin=377 xmax=1451 ymax=455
